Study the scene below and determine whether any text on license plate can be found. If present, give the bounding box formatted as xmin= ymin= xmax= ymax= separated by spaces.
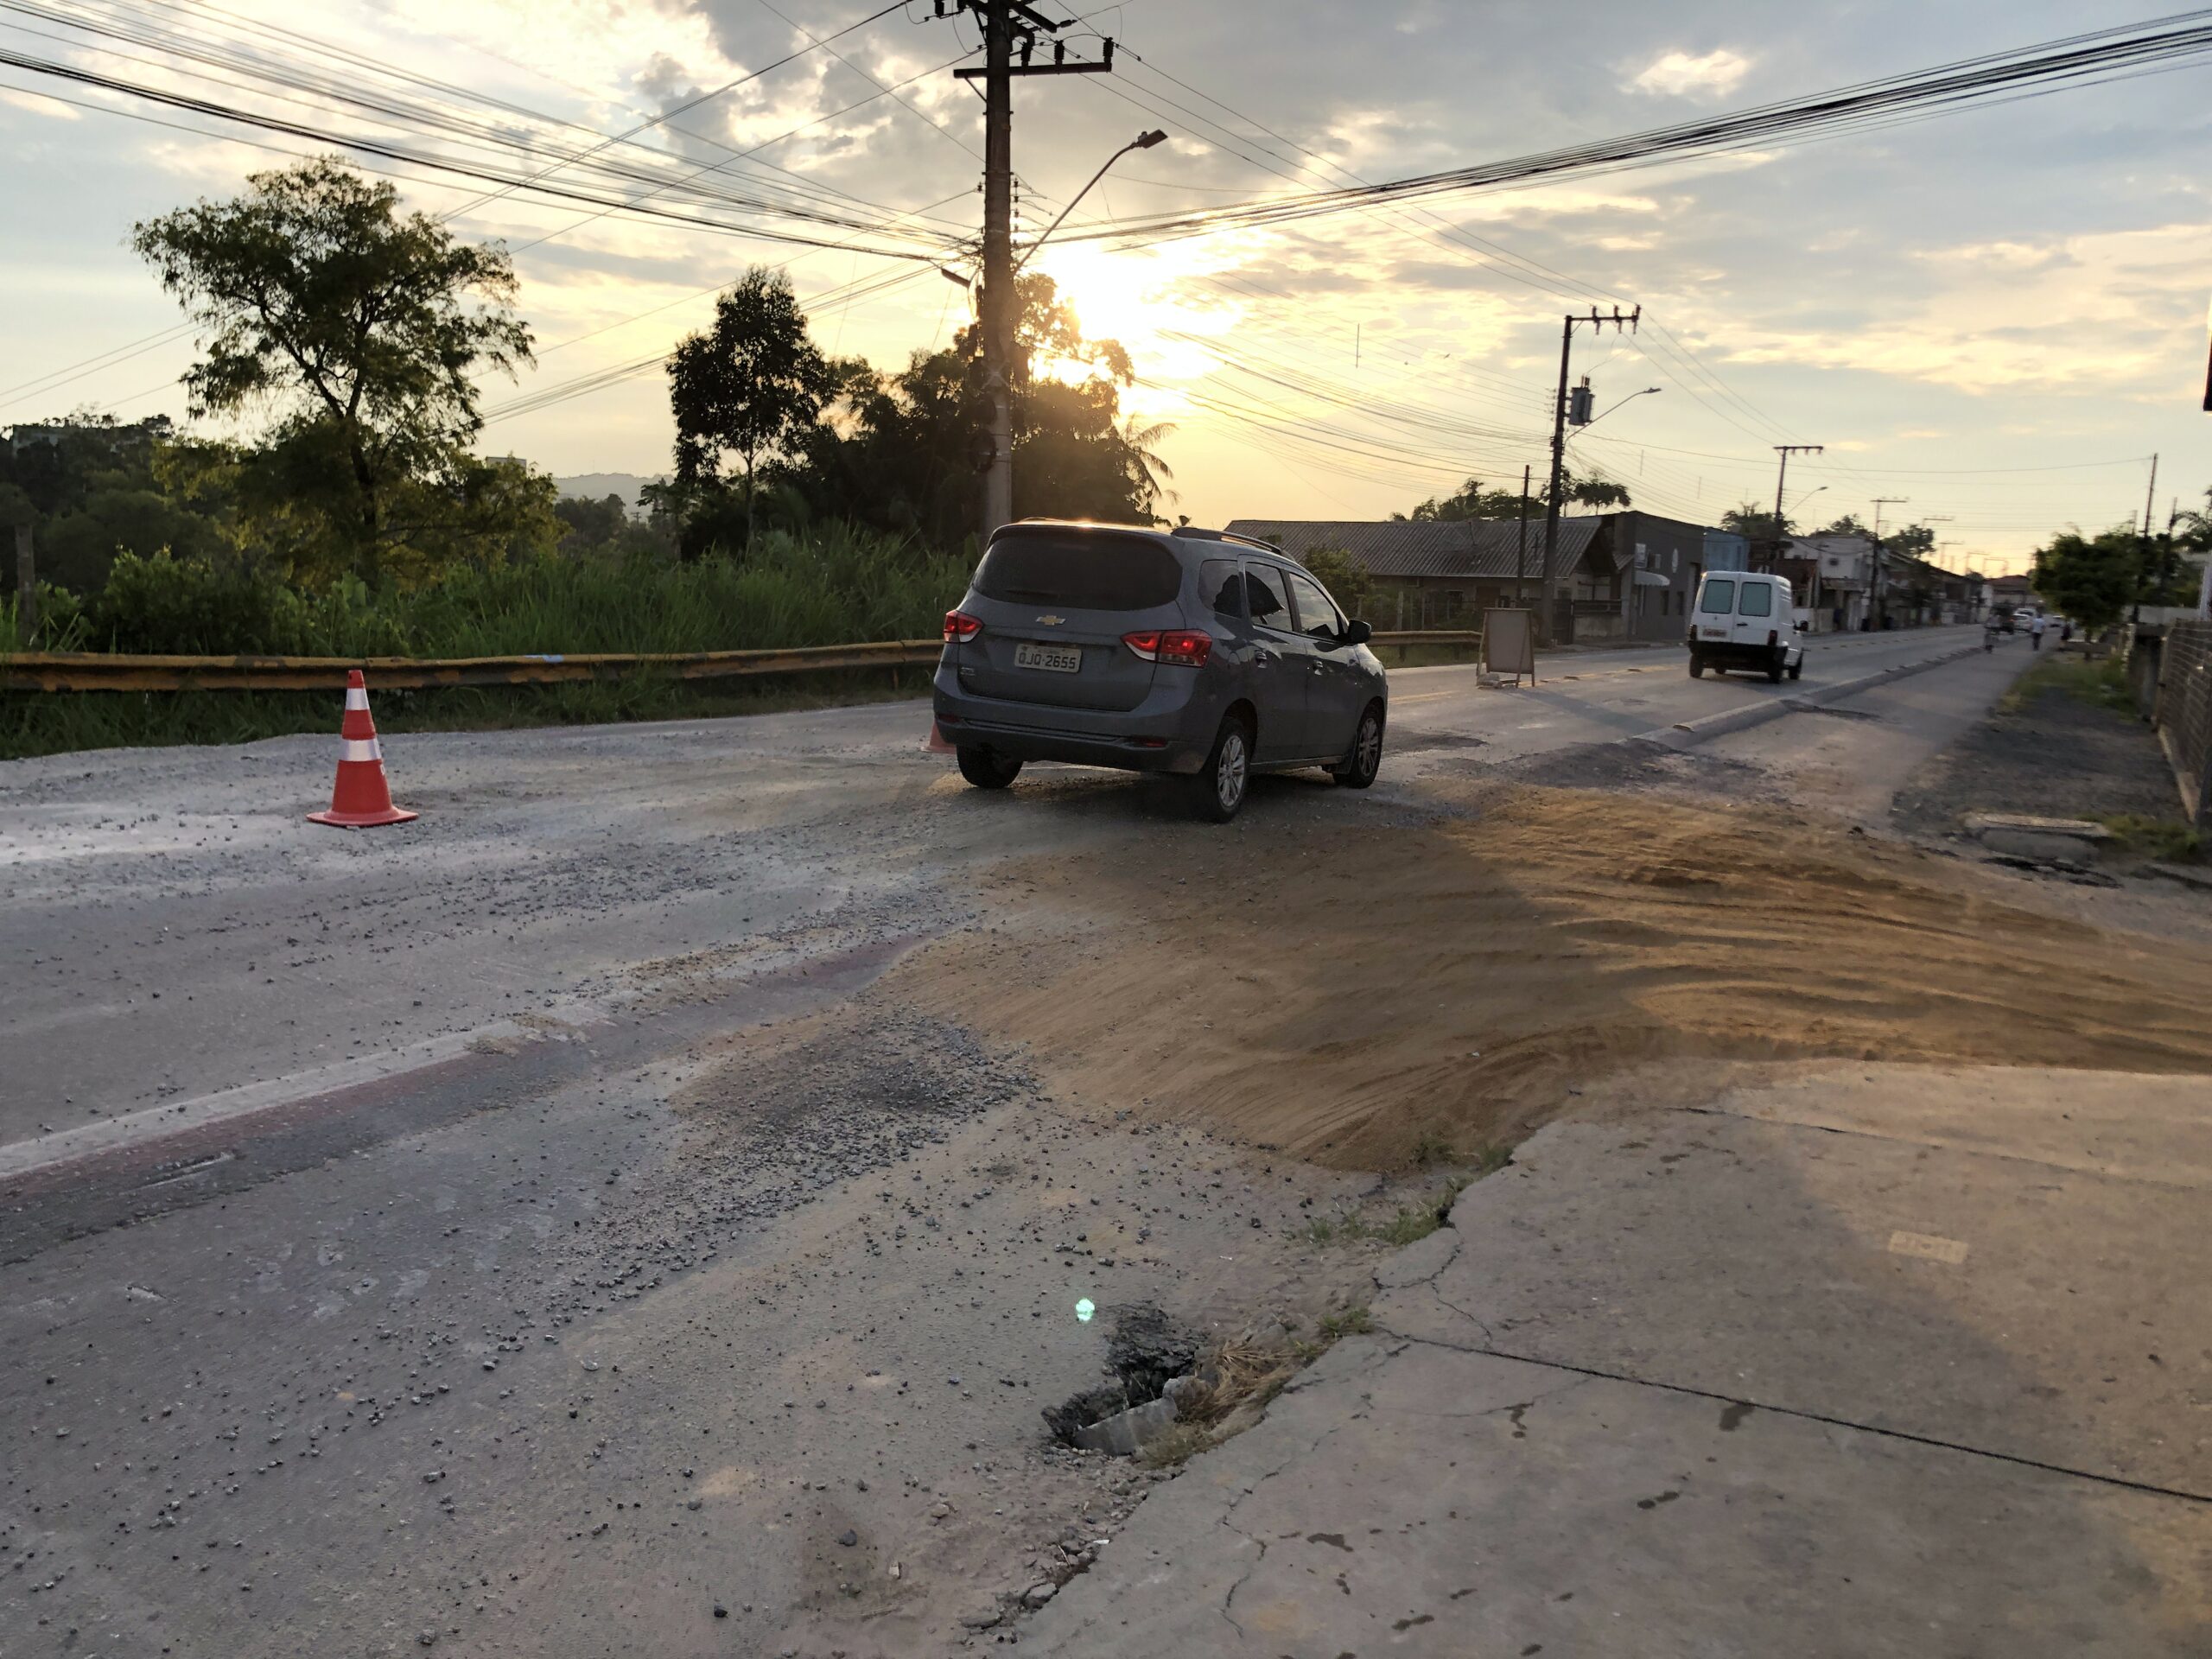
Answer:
xmin=1014 ymin=641 xmax=1082 ymax=673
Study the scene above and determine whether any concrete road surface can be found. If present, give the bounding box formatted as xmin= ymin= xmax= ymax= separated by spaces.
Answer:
xmin=1021 ymin=1065 xmax=2212 ymax=1657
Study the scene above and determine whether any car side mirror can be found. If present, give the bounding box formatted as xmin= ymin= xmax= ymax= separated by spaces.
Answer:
xmin=1342 ymin=619 xmax=1373 ymax=646
xmin=1794 ymin=620 xmax=1808 ymax=632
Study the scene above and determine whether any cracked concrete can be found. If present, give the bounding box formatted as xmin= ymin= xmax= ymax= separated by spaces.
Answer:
xmin=1019 ymin=1063 xmax=2212 ymax=1656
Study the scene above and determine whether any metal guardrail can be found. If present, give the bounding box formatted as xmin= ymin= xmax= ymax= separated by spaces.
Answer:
xmin=0 ymin=631 xmax=1484 ymax=693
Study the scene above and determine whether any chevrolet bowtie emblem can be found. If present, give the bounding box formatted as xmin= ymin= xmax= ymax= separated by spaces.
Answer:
xmin=1035 ymin=614 xmax=1065 ymax=626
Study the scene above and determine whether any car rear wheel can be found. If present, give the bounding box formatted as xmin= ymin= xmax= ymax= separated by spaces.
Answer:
xmin=1766 ymin=654 xmax=1785 ymax=684
xmin=1332 ymin=702 xmax=1384 ymax=789
xmin=957 ymin=745 xmax=1022 ymax=790
xmin=1191 ymin=715 xmax=1251 ymax=822
xmin=1787 ymin=656 xmax=1803 ymax=682
xmin=1688 ymin=653 xmax=1706 ymax=678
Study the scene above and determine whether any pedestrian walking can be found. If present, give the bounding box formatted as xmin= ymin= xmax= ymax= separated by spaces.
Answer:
xmin=2030 ymin=613 xmax=2047 ymax=652
xmin=2060 ymin=620 xmax=2073 ymax=645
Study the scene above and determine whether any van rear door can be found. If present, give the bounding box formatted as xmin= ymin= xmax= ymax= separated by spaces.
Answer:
xmin=1693 ymin=575 xmax=1737 ymax=646
xmin=952 ymin=527 xmax=1180 ymax=711
xmin=1732 ymin=575 xmax=1777 ymax=652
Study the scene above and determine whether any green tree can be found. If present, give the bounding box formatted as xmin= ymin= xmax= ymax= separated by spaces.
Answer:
xmin=1396 ymin=467 xmax=1626 ymax=523
xmin=1889 ymin=523 xmax=1936 ymax=558
xmin=781 ymin=274 xmax=1170 ymax=543
xmin=1812 ymin=513 xmax=1870 ymax=537
xmin=1720 ymin=502 xmax=1787 ymax=541
xmin=41 ymin=487 xmax=219 ymax=594
xmin=132 ymin=157 xmax=532 ymax=585
xmin=2031 ymin=528 xmax=2139 ymax=632
xmin=668 ymin=267 xmax=837 ymax=553
xmin=1298 ymin=544 xmax=1374 ymax=618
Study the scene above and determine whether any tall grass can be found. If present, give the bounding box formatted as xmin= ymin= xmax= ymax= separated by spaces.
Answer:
xmin=0 ymin=524 xmax=972 ymax=759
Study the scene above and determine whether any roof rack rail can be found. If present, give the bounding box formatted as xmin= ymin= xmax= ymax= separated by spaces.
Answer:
xmin=1170 ymin=525 xmax=1282 ymax=553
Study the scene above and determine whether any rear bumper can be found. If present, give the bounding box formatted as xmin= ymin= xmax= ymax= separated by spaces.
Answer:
xmin=1686 ymin=639 xmax=1789 ymax=670
xmin=932 ymin=665 xmax=1215 ymax=774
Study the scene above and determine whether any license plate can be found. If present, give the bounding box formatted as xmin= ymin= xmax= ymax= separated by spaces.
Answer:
xmin=1700 ymin=627 xmax=1726 ymax=639
xmin=1014 ymin=641 xmax=1081 ymax=673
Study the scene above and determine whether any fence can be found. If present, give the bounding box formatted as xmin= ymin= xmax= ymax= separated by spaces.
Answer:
xmin=2152 ymin=620 xmax=2212 ymax=829
xmin=0 ymin=630 xmax=1484 ymax=695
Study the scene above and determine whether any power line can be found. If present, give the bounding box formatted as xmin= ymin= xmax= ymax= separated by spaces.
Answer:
xmin=1052 ymin=14 xmax=2212 ymax=247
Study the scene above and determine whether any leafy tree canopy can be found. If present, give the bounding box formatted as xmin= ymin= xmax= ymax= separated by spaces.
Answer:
xmin=1297 ymin=545 xmax=1375 ymax=619
xmin=745 ymin=273 xmax=1170 ymax=553
xmin=1395 ymin=467 xmax=1628 ymax=523
xmin=2031 ymin=527 xmax=2139 ymax=632
xmin=132 ymin=157 xmax=535 ymax=583
xmin=668 ymin=267 xmax=838 ymax=551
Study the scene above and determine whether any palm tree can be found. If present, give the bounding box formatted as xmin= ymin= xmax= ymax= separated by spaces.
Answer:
xmin=1120 ymin=417 xmax=1177 ymax=520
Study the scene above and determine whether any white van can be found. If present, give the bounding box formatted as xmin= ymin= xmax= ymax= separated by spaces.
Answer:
xmin=1687 ymin=570 xmax=1807 ymax=683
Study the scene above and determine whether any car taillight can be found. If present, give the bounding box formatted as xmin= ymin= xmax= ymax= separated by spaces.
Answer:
xmin=944 ymin=610 xmax=982 ymax=643
xmin=1767 ymin=629 xmax=1778 ymax=646
xmin=1122 ymin=628 xmax=1212 ymax=667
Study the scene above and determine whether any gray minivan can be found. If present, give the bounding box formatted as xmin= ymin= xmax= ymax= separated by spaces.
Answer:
xmin=932 ymin=520 xmax=1389 ymax=821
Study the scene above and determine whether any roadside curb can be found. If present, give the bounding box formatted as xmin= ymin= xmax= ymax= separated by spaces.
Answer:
xmin=1639 ymin=641 xmax=1986 ymax=749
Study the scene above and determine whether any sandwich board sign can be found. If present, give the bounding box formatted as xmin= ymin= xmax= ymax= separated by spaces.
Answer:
xmin=1483 ymin=607 xmax=1536 ymax=686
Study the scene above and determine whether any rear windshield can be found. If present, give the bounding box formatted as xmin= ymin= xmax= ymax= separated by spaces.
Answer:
xmin=1698 ymin=578 xmax=1736 ymax=614
xmin=973 ymin=529 xmax=1182 ymax=611
xmin=1738 ymin=582 xmax=1773 ymax=617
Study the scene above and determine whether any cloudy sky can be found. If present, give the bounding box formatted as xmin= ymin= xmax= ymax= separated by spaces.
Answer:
xmin=4 ymin=0 xmax=2209 ymax=572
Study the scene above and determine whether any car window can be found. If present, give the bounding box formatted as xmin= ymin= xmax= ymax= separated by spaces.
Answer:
xmin=1698 ymin=578 xmax=1736 ymax=614
xmin=973 ymin=528 xmax=1182 ymax=611
xmin=1242 ymin=563 xmax=1293 ymax=632
xmin=1200 ymin=558 xmax=1244 ymax=621
xmin=1738 ymin=582 xmax=1773 ymax=618
xmin=1283 ymin=570 xmax=1344 ymax=642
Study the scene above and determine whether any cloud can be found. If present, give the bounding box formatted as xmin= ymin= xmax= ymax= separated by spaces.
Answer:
xmin=1629 ymin=48 xmax=1751 ymax=100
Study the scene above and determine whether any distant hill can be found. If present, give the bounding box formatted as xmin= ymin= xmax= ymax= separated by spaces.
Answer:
xmin=554 ymin=473 xmax=662 ymax=514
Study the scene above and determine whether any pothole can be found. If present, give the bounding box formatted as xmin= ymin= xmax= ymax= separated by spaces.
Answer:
xmin=1042 ymin=1302 xmax=1202 ymax=1454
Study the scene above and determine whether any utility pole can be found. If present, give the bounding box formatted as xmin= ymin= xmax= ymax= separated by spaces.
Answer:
xmin=1538 ymin=305 xmax=1638 ymax=643
xmin=1870 ymin=495 xmax=1908 ymax=631
xmin=12 ymin=521 xmax=34 ymax=646
xmin=938 ymin=1 xmax=1118 ymax=547
xmin=1770 ymin=445 xmax=1822 ymax=543
xmin=2142 ymin=451 xmax=2159 ymax=537
xmin=1514 ymin=461 xmax=1531 ymax=605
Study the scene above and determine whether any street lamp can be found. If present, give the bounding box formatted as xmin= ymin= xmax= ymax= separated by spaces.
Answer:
xmin=1786 ymin=484 xmax=1827 ymax=518
xmin=1574 ymin=386 xmax=1662 ymax=431
xmin=1016 ymin=130 xmax=1168 ymax=272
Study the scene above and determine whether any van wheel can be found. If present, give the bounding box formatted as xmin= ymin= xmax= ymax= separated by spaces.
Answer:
xmin=1331 ymin=703 xmax=1384 ymax=789
xmin=957 ymin=746 xmax=1022 ymax=790
xmin=1765 ymin=656 xmax=1785 ymax=684
xmin=1191 ymin=715 xmax=1251 ymax=823
xmin=1688 ymin=653 xmax=1706 ymax=678
xmin=1787 ymin=657 xmax=1803 ymax=682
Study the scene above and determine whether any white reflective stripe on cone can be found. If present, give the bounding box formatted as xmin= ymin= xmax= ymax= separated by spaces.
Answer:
xmin=341 ymin=738 xmax=382 ymax=763
xmin=344 ymin=689 xmax=370 ymax=711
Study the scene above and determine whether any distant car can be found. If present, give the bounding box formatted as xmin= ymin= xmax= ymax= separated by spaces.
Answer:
xmin=933 ymin=521 xmax=1389 ymax=822
xmin=1687 ymin=570 xmax=1806 ymax=683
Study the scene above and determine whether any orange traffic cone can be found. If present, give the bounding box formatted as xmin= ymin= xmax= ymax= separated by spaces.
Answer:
xmin=308 ymin=670 xmax=417 ymax=828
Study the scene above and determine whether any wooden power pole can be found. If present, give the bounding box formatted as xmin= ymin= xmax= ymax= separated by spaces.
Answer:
xmin=1539 ymin=306 xmax=1637 ymax=642
xmin=939 ymin=2 xmax=1118 ymax=547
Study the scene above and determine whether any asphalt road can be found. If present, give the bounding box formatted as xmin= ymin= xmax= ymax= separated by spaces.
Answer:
xmin=0 ymin=624 xmax=1980 ymax=1160
xmin=0 ymin=621 xmax=2005 ymax=1656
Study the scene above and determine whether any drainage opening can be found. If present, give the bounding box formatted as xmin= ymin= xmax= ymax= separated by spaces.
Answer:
xmin=1042 ymin=1302 xmax=1202 ymax=1453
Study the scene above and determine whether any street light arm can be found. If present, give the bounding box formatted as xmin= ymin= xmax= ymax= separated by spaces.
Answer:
xmin=1567 ymin=385 xmax=1662 ymax=435
xmin=1015 ymin=130 xmax=1166 ymax=273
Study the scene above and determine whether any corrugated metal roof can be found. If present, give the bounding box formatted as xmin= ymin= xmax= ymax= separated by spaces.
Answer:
xmin=1224 ymin=517 xmax=1608 ymax=582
